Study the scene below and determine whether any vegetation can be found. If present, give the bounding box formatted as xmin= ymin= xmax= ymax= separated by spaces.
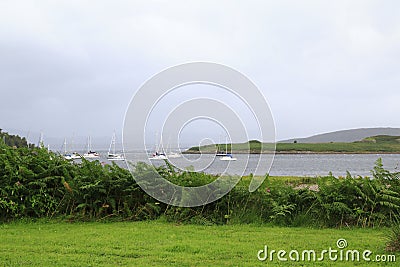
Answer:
xmin=276 ymin=142 xmax=400 ymax=153
xmin=2 ymin=139 xmax=400 ymax=264
xmin=1 ymin=141 xmax=400 ymax=230
xmin=0 ymin=141 xmax=155 ymax=221
xmin=0 ymin=220 xmax=398 ymax=266
xmin=0 ymin=129 xmax=32 ymax=148
xmin=359 ymin=135 xmax=400 ymax=144
xmin=387 ymin=223 xmax=400 ymax=252
xmin=185 ymin=135 xmax=400 ymax=154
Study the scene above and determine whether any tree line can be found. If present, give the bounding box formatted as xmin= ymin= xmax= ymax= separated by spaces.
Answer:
xmin=0 ymin=128 xmax=32 ymax=148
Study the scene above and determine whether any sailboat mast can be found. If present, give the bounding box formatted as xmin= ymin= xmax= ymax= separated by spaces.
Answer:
xmin=38 ymin=132 xmax=44 ymax=147
xmin=159 ymin=133 xmax=164 ymax=154
xmin=71 ymin=132 xmax=75 ymax=153
xmin=112 ymin=132 xmax=116 ymax=154
xmin=26 ymin=130 xmax=30 ymax=148
xmin=108 ymin=134 xmax=112 ymax=155
xmin=155 ymin=132 xmax=159 ymax=153
xmin=64 ymin=138 xmax=67 ymax=154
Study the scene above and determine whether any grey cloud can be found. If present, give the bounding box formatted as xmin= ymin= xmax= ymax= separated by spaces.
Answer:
xmin=0 ymin=0 xmax=399 ymax=145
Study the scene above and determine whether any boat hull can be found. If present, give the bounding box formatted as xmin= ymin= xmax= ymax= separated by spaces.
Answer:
xmin=220 ymin=156 xmax=237 ymax=161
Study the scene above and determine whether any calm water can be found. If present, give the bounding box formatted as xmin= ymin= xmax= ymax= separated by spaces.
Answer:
xmin=269 ymin=154 xmax=400 ymax=176
xmin=100 ymin=152 xmax=400 ymax=177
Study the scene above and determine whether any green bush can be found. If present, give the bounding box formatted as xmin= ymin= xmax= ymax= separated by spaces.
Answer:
xmin=386 ymin=222 xmax=400 ymax=252
xmin=0 ymin=142 xmax=156 ymax=221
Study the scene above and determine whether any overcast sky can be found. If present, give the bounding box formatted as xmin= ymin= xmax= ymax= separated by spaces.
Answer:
xmin=1 ymin=0 xmax=399 ymax=147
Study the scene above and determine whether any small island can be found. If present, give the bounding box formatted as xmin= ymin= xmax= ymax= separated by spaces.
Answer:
xmin=184 ymin=135 xmax=400 ymax=154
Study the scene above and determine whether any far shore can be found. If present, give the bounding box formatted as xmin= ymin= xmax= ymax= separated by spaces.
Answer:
xmin=182 ymin=151 xmax=400 ymax=155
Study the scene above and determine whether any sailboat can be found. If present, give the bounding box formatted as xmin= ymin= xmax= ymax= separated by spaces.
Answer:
xmin=215 ymin=144 xmax=227 ymax=157
xmin=63 ymin=138 xmax=80 ymax=160
xmin=149 ymin=133 xmax=167 ymax=160
xmin=83 ymin=136 xmax=100 ymax=159
xmin=167 ymin=151 xmax=181 ymax=158
xmin=149 ymin=151 xmax=168 ymax=160
xmin=220 ymin=138 xmax=237 ymax=161
xmin=107 ymin=132 xmax=125 ymax=161
xmin=215 ymin=135 xmax=227 ymax=156
xmin=220 ymin=153 xmax=237 ymax=161
xmin=166 ymin=140 xmax=181 ymax=158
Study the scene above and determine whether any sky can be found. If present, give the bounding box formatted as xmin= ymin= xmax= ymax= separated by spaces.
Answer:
xmin=0 ymin=0 xmax=399 ymax=148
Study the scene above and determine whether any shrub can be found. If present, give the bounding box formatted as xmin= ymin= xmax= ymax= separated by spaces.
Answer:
xmin=386 ymin=222 xmax=400 ymax=252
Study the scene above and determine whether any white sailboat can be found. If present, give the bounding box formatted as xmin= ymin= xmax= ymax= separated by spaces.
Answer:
xmin=63 ymin=138 xmax=80 ymax=160
xmin=149 ymin=133 xmax=168 ymax=160
xmin=215 ymin=149 xmax=227 ymax=157
xmin=215 ymin=135 xmax=227 ymax=156
xmin=220 ymin=138 xmax=237 ymax=161
xmin=83 ymin=136 xmax=100 ymax=159
xmin=107 ymin=132 xmax=125 ymax=161
xmin=149 ymin=151 xmax=168 ymax=160
xmin=167 ymin=151 xmax=181 ymax=158
xmin=166 ymin=141 xmax=181 ymax=158
xmin=220 ymin=153 xmax=237 ymax=161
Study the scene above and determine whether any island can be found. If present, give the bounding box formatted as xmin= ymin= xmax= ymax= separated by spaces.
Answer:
xmin=184 ymin=135 xmax=400 ymax=154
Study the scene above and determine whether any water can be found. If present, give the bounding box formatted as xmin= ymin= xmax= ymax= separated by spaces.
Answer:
xmin=270 ymin=154 xmax=400 ymax=176
xmin=102 ymin=152 xmax=400 ymax=177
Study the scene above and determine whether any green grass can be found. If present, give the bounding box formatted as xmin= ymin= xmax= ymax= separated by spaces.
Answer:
xmin=0 ymin=220 xmax=398 ymax=266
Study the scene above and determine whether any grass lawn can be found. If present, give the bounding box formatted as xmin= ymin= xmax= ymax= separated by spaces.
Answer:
xmin=0 ymin=220 xmax=398 ymax=266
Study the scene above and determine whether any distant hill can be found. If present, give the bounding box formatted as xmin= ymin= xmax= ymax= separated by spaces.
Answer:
xmin=279 ymin=127 xmax=400 ymax=143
